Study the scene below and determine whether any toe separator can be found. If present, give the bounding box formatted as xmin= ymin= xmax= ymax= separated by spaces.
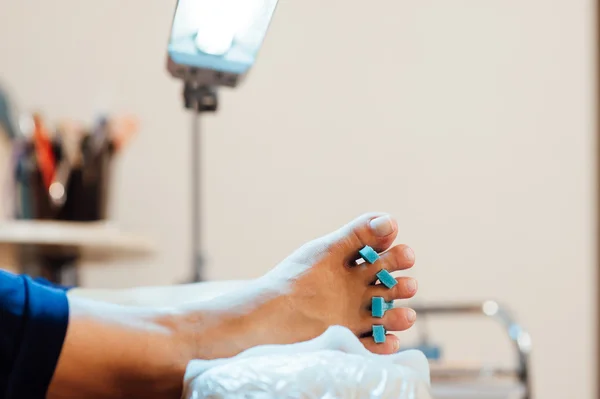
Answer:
xmin=371 ymin=297 xmax=394 ymax=318
xmin=372 ymin=325 xmax=386 ymax=344
xmin=376 ymin=269 xmax=397 ymax=289
xmin=359 ymin=246 xmax=380 ymax=264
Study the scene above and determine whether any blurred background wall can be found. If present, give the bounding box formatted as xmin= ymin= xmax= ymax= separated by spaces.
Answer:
xmin=0 ymin=1 xmax=596 ymax=398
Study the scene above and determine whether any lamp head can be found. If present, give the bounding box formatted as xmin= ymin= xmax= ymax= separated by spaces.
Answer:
xmin=166 ymin=0 xmax=279 ymax=88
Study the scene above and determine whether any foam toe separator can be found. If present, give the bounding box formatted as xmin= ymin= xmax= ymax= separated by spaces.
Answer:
xmin=372 ymin=325 xmax=386 ymax=344
xmin=359 ymin=246 xmax=379 ymax=264
xmin=372 ymin=297 xmax=394 ymax=318
xmin=376 ymin=269 xmax=397 ymax=289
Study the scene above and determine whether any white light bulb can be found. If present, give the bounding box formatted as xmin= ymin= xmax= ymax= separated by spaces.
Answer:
xmin=195 ymin=22 xmax=235 ymax=55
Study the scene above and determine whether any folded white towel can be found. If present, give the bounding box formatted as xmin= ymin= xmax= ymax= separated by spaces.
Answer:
xmin=184 ymin=326 xmax=431 ymax=399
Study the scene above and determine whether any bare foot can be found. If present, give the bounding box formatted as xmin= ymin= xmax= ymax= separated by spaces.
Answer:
xmin=179 ymin=213 xmax=417 ymax=359
xmin=270 ymin=212 xmax=416 ymax=352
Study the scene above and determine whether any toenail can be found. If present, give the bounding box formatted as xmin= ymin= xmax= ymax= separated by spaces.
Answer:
xmin=394 ymin=339 xmax=401 ymax=352
xmin=404 ymin=247 xmax=415 ymax=262
xmin=370 ymin=215 xmax=394 ymax=237
xmin=406 ymin=279 xmax=417 ymax=294
xmin=407 ymin=309 xmax=417 ymax=323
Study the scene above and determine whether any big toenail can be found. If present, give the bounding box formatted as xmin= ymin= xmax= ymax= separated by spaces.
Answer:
xmin=370 ymin=216 xmax=394 ymax=237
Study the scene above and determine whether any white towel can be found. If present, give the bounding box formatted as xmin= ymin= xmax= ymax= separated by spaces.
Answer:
xmin=184 ymin=326 xmax=431 ymax=399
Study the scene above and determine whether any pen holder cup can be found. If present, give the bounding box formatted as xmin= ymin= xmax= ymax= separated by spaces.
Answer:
xmin=12 ymin=143 xmax=112 ymax=221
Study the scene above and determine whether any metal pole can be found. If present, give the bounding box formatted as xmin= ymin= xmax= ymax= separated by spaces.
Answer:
xmin=191 ymin=113 xmax=203 ymax=282
xmin=184 ymin=83 xmax=217 ymax=283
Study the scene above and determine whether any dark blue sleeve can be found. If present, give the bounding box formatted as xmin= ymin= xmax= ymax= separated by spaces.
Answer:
xmin=32 ymin=277 xmax=73 ymax=292
xmin=0 ymin=270 xmax=70 ymax=399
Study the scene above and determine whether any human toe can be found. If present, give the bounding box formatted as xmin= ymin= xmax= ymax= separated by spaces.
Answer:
xmin=368 ymin=277 xmax=418 ymax=301
xmin=360 ymin=245 xmax=415 ymax=282
xmin=327 ymin=213 xmax=399 ymax=265
xmin=374 ymin=307 xmax=416 ymax=332
xmin=360 ymin=334 xmax=400 ymax=354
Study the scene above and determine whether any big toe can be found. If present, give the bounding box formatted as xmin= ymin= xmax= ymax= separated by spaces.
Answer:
xmin=326 ymin=213 xmax=399 ymax=263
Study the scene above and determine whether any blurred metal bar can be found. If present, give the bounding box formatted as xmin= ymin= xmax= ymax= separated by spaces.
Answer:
xmin=191 ymin=113 xmax=203 ymax=282
xmin=412 ymin=301 xmax=532 ymax=399
xmin=595 ymin=0 xmax=600 ymax=396
xmin=184 ymin=83 xmax=218 ymax=282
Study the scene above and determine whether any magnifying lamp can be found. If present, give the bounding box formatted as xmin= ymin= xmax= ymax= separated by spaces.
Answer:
xmin=167 ymin=0 xmax=278 ymax=89
xmin=166 ymin=0 xmax=279 ymax=282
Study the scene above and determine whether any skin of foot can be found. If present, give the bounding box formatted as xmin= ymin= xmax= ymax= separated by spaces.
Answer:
xmin=50 ymin=213 xmax=417 ymax=399
xmin=264 ymin=212 xmax=417 ymax=352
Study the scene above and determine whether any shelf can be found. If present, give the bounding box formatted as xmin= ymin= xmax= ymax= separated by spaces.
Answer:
xmin=0 ymin=220 xmax=155 ymax=259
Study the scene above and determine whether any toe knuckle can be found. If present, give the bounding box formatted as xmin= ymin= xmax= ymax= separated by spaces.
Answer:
xmin=392 ymin=282 xmax=404 ymax=297
xmin=389 ymin=245 xmax=405 ymax=261
xmin=386 ymin=311 xmax=400 ymax=326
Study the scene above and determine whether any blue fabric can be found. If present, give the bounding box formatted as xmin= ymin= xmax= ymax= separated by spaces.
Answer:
xmin=0 ymin=270 xmax=70 ymax=399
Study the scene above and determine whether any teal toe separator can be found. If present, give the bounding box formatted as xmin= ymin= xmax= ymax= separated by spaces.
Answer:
xmin=376 ymin=269 xmax=397 ymax=289
xmin=359 ymin=245 xmax=379 ymax=264
xmin=372 ymin=325 xmax=386 ymax=344
xmin=371 ymin=297 xmax=394 ymax=318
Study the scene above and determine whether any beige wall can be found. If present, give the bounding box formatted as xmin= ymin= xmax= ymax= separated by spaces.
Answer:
xmin=0 ymin=1 xmax=596 ymax=398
